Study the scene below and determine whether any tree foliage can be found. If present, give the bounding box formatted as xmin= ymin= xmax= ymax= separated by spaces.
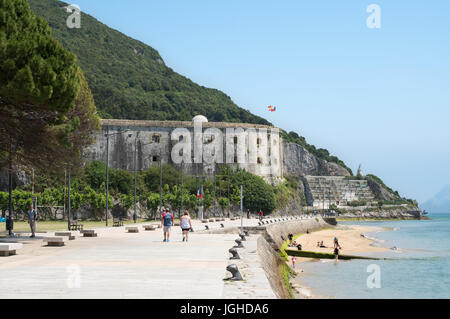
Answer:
xmin=0 ymin=0 xmax=99 ymax=174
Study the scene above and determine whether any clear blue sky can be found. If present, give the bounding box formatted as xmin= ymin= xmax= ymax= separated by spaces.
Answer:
xmin=68 ymin=0 xmax=450 ymax=203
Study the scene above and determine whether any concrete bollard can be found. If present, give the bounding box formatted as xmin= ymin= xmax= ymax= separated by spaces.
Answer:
xmin=226 ymin=264 xmax=243 ymax=281
xmin=205 ymin=225 xmax=209 ymax=230
xmin=220 ymin=223 xmax=225 ymax=228
xmin=239 ymin=233 xmax=246 ymax=241
xmin=228 ymin=248 xmax=240 ymax=260
xmin=234 ymin=238 xmax=244 ymax=248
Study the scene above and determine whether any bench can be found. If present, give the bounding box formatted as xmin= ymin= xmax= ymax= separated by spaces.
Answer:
xmin=113 ymin=218 xmax=123 ymax=227
xmin=0 ymin=243 xmax=23 ymax=257
xmin=126 ymin=226 xmax=139 ymax=233
xmin=208 ymin=219 xmax=214 ymax=222
xmin=43 ymin=236 xmax=67 ymax=247
xmin=54 ymin=231 xmax=77 ymax=240
xmin=69 ymin=220 xmax=83 ymax=231
xmin=81 ymin=230 xmax=97 ymax=237
xmin=201 ymin=220 xmax=208 ymax=223
xmin=143 ymin=225 xmax=156 ymax=231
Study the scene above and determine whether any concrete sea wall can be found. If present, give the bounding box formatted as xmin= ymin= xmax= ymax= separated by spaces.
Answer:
xmin=257 ymin=217 xmax=332 ymax=298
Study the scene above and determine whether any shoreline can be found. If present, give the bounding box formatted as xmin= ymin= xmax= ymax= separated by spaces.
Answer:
xmin=286 ymin=224 xmax=391 ymax=299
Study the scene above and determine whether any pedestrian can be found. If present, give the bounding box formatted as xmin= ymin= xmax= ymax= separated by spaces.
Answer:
xmin=161 ymin=208 xmax=173 ymax=242
xmin=258 ymin=210 xmax=263 ymax=221
xmin=292 ymin=256 xmax=296 ymax=269
xmin=28 ymin=204 xmax=37 ymax=238
xmin=334 ymin=246 xmax=340 ymax=261
xmin=247 ymin=209 xmax=250 ymax=219
xmin=180 ymin=210 xmax=192 ymax=242
xmin=334 ymin=237 xmax=342 ymax=249
xmin=288 ymin=233 xmax=293 ymax=244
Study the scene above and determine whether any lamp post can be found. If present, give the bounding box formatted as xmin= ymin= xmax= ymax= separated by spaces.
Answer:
xmin=67 ymin=165 xmax=71 ymax=231
xmin=130 ymin=133 xmax=154 ymax=224
xmin=104 ymin=128 xmax=129 ymax=227
xmin=159 ymin=148 xmax=163 ymax=218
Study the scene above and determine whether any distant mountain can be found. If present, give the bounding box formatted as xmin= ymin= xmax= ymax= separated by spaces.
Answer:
xmin=422 ymin=185 xmax=450 ymax=213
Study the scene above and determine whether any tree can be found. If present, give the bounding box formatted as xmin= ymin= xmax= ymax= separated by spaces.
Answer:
xmin=0 ymin=0 xmax=82 ymax=171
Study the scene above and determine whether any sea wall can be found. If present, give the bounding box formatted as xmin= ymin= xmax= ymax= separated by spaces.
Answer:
xmin=257 ymin=217 xmax=333 ymax=298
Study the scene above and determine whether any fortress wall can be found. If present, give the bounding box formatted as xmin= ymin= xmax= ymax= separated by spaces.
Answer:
xmin=304 ymin=176 xmax=376 ymax=209
xmin=83 ymin=119 xmax=283 ymax=182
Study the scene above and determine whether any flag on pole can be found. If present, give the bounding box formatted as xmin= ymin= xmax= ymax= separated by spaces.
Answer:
xmin=197 ymin=185 xmax=203 ymax=199
xmin=268 ymin=105 xmax=277 ymax=112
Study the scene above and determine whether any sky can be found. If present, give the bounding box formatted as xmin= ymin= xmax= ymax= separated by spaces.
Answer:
xmin=66 ymin=0 xmax=450 ymax=203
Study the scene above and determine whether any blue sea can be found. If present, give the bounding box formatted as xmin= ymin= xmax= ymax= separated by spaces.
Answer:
xmin=299 ymin=213 xmax=450 ymax=299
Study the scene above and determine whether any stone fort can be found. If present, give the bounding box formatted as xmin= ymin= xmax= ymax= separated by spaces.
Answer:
xmin=83 ymin=116 xmax=378 ymax=209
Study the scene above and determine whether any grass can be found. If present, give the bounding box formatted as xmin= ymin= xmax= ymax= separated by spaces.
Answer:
xmin=285 ymin=249 xmax=384 ymax=260
xmin=281 ymin=263 xmax=295 ymax=299
xmin=0 ymin=218 xmax=154 ymax=235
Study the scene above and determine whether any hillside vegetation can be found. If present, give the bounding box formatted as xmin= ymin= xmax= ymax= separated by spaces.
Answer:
xmin=28 ymin=0 xmax=350 ymax=173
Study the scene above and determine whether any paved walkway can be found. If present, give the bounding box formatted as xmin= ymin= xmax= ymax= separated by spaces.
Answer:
xmin=0 ymin=218 xmax=274 ymax=299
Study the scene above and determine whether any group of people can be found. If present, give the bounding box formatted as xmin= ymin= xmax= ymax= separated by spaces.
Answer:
xmin=161 ymin=208 xmax=193 ymax=242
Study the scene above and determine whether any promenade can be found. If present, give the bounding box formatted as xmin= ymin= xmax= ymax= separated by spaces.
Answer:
xmin=0 ymin=218 xmax=275 ymax=299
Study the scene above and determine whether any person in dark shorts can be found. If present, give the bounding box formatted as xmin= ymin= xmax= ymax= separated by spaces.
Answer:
xmin=334 ymin=246 xmax=340 ymax=261
xmin=180 ymin=210 xmax=192 ymax=242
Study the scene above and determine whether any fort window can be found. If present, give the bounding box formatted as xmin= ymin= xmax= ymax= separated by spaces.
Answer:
xmin=233 ymin=136 xmax=238 ymax=144
xmin=257 ymin=157 xmax=262 ymax=164
xmin=152 ymin=156 xmax=159 ymax=162
xmin=234 ymin=156 xmax=238 ymax=163
xmin=204 ymin=135 xmax=214 ymax=144
xmin=257 ymin=138 xmax=261 ymax=145
xmin=152 ymin=135 xmax=161 ymax=143
xmin=179 ymin=136 xmax=183 ymax=142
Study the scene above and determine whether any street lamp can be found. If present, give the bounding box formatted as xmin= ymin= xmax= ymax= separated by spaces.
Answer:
xmin=104 ymin=128 xmax=129 ymax=227
xmin=130 ymin=133 xmax=154 ymax=224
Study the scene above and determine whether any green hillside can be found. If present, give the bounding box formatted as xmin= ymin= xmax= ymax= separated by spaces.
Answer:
xmin=27 ymin=0 xmax=270 ymax=124
xmin=27 ymin=0 xmax=353 ymax=174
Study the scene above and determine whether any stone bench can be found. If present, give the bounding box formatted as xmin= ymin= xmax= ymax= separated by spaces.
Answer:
xmin=54 ymin=231 xmax=77 ymax=240
xmin=201 ymin=219 xmax=208 ymax=223
xmin=126 ymin=226 xmax=139 ymax=233
xmin=0 ymin=243 xmax=23 ymax=257
xmin=143 ymin=225 xmax=156 ymax=231
xmin=43 ymin=236 xmax=67 ymax=246
xmin=81 ymin=230 xmax=97 ymax=237
xmin=208 ymin=219 xmax=214 ymax=222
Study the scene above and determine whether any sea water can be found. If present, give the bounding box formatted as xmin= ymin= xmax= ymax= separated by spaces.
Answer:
xmin=298 ymin=213 xmax=450 ymax=299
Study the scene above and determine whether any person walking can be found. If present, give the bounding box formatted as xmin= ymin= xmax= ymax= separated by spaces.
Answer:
xmin=180 ymin=211 xmax=192 ymax=242
xmin=28 ymin=204 xmax=37 ymax=238
xmin=161 ymin=209 xmax=173 ymax=242
xmin=258 ymin=210 xmax=263 ymax=221
xmin=247 ymin=209 xmax=250 ymax=219
xmin=292 ymin=256 xmax=296 ymax=269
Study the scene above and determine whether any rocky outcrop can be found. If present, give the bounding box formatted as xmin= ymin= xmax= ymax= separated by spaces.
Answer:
xmin=339 ymin=207 xmax=423 ymax=219
xmin=367 ymin=177 xmax=395 ymax=201
xmin=282 ymin=143 xmax=350 ymax=177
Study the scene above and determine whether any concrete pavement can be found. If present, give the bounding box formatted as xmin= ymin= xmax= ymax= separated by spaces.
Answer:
xmin=0 ymin=217 xmax=275 ymax=299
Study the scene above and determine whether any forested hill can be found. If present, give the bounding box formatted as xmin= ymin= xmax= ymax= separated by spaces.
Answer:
xmin=27 ymin=0 xmax=353 ymax=174
xmin=27 ymin=0 xmax=271 ymax=125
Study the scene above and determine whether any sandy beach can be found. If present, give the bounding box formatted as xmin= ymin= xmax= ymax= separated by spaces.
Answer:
xmin=287 ymin=224 xmax=390 ymax=299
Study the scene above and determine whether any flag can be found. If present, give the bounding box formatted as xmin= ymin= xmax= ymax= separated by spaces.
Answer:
xmin=268 ymin=105 xmax=276 ymax=112
xmin=197 ymin=185 xmax=203 ymax=199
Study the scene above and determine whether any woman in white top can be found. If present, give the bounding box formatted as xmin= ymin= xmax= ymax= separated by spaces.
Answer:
xmin=180 ymin=211 xmax=192 ymax=242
